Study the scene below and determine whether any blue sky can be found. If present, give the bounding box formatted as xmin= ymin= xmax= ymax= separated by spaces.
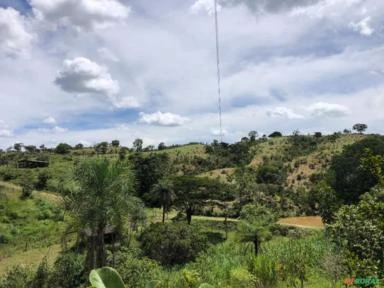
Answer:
xmin=0 ymin=0 xmax=384 ymax=148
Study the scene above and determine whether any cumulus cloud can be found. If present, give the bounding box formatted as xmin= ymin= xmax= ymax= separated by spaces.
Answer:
xmin=211 ymin=128 xmax=228 ymax=136
xmin=30 ymin=0 xmax=130 ymax=30
xmin=232 ymin=0 xmax=321 ymax=13
xmin=267 ymin=107 xmax=304 ymax=119
xmin=112 ymin=96 xmax=140 ymax=109
xmin=0 ymin=120 xmax=12 ymax=137
xmin=43 ymin=116 xmax=57 ymax=125
xmin=190 ymin=0 xmax=221 ymax=15
xmin=0 ymin=7 xmax=34 ymax=57
xmin=98 ymin=47 xmax=119 ymax=62
xmin=350 ymin=17 xmax=374 ymax=36
xmin=308 ymin=102 xmax=350 ymax=117
xmin=54 ymin=57 xmax=119 ymax=97
xmin=138 ymin=112 xmax=190 ymax=127
xmin=38 ymin=126 xmax=68 ymax=133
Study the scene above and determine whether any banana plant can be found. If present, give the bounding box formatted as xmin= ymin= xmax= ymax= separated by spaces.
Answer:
xmin=89 ymin=267 xmax=126 ymax=288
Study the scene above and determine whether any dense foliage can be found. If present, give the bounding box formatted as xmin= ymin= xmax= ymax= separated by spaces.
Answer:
xmin=329 ymin=136 xmax=384 ymax=204
xmin=139 ymin=222 xmax=208 ymax=266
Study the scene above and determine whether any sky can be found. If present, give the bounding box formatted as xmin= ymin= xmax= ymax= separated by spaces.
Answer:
xmin=0 ymin=0 xmax=384 ymax=149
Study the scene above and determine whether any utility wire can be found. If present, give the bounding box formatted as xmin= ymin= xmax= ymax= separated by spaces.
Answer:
xmin=214 ymin=0 xmax=223 ymax=143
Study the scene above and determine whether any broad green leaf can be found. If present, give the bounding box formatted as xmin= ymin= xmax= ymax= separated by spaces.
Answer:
xmin=89 ymin=267 xmax=125 ymax=288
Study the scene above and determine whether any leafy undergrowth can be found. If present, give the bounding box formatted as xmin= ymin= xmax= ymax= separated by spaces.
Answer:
xmin=0 ymin=186 xmax=66 ymax=259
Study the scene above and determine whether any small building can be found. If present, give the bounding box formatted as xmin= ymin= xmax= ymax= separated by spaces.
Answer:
xmin=17 ymin=159 xmax=49 ymax=168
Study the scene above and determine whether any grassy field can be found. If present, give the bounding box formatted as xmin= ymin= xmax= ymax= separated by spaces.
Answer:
xmin=277 ymin=216 xmax=324 ymax=229
xmin=0 ymin=184 xmax=67 ymax=274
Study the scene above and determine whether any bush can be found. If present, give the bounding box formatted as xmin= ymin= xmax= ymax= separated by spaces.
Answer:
xmin=48 ymin=252 xmax=85 ymax=288
xmin=35 ymin=171 xmax=49 ymax=191
xmin=20 ymin=173 xmax=34 ymax=199
xmin=329 ymin=136 xmax=384 ymax=204
xmin=30 ymin=258 xmax=50 ymax=288
xmin=114 ymin=249 xmax=160 ymax=288
xmin=139 ymin=222 xmax=208 ymax=266
xmin=0 ymin=265 xmax=33 ymax=288
xmin=54 ymin=143 xmax=72 ymax=154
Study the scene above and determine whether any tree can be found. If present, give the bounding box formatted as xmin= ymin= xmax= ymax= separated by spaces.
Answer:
xmin=237 ymin=204 xmax=275 ymax=255
xmin=150 ymin=179 xmax=175 ymax=223
xmin=129 ymin=153 xmax=169 ymax=203
xmin=55 ymin=143 xmax=72 ymax=154
xmin=138 ymin=222 xmax=208 ymax=266
xmin=158 ymin=142 xmax=166 ymax=150
xmin=95 ymin=142 xmax=108 ymax=154
xmin=133 ymin=138 xmax=143 ymax=152
xmin=314 ymin=132 xmax=322 ymax=138
xmin=269 ymin=131 xmax=282 ymax=138
xmin=75 ymin=143 xmax=84 ymax=149
xmin=308 ymin=181 xmax=340 ymax=223
xmin=118 ymin=147 xmax=128 ymax=160
xmin=248 ymin=131 xmax=258 ymax=141
xmin=327 ymin=188 xmax=384 ymax=278
xmin=352 ymin=123 xmax=368 ymax=134
xmin=111 ymin=140 xmax=120 ymax=148
xmin=14 ymin=143 xmax=23 ymax=152
xmin=61 ymin=158 xmax=136 ymax=271
xmin=25 ymin=145 xmax=37 ymax=153
xmin=329 ymin=136 xmax=384 ymax=204
xmin=172 ymin=176 xmax=225 ymax=224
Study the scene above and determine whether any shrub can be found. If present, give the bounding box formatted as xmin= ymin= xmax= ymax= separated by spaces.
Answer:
xmin=113 ymin=248 xmax=160 ymax=288
xmin=48 ymin=252 xmax=85 ymax=288
xmin=35 ymin=171 xmax=49 ymax=191
xmin=230 ymin=267 xmax=253 ymax=288
xmin=30 ymin=258 xmax=50 ymax=288
xmin=0 ymin=265 xmax=33 ymax=288
xmin=54 ymin=143 xmax=72 ymax=154
xmin=251 ymin=254 xmax=278 ymax=288
xmin=20 ymin=173 xmax=34 ymax=199
xmin=139 ymin=222 xmax=208 ymax=266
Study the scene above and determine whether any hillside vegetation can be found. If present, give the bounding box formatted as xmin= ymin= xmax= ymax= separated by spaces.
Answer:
xmin=0 ymin=130 xmax=383 ymax=288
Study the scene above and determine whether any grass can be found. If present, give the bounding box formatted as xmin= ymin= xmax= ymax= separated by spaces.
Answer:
xmin=0 ymin=185 xmax=67 ymax=273
xmin=277 ymin=216 xmax=324 ymax=229
xmin=0 ymin=244 xmax=62 ymax=275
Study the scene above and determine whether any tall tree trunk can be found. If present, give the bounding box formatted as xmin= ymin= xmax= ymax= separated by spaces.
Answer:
xmin=253 ymin=238 xmax=260 ymax=255
xmin=85 ymin=232 xmax=96 ymax=272
xmin=186 ymin=207 xmax=193 ymax=225
xmin=95 ymin=224 xmax=105 ymax=268
xmin=162 ymin=204 xmax=166 ymax=224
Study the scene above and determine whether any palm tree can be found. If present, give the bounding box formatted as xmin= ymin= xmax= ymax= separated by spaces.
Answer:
xmin=61 ymin=158 xmax=136 ymax=271
xmin=150 ymin=178 xmax=175 ymax=223
xmin=237 ymin=204 xmax=276 ymax=255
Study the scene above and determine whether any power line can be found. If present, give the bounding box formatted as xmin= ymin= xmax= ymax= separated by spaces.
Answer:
xmin=214 ymin=0 xmax=223 ymax=143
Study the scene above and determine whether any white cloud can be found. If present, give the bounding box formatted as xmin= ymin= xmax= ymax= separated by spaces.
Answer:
xmin=54 ymin=57 xmax=120 ymax=97
xmin=38 ymin=126 xmax=68 ymax=133
xmin=30 ymin=0 xmax=130 ymax=30
xmin=138 ymin=112 xmax=190 ymax=127
xmin=112 ymin=96 xmax=140 ymax=109
xmin=350 ymin=17 xmax=374 ymax=36
xmin=308 ymin=102 xmax=350 ymax=117
xmin=267 ymin=107 xmax=304 ymax=119
xmin=190 ymin=0 xmax=221 ymax=15
xmin=0 ymin=8 xmax=34 ymax=57
xmin=211 ymin=128 xmax=228 ymax=136
xmin=0 ymin=120 xmax=12 ymax=137
xmin=43 ymin=116 xmax=57 ymax=125
xmin=98 ymin=47 xmax=119 ymax=62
